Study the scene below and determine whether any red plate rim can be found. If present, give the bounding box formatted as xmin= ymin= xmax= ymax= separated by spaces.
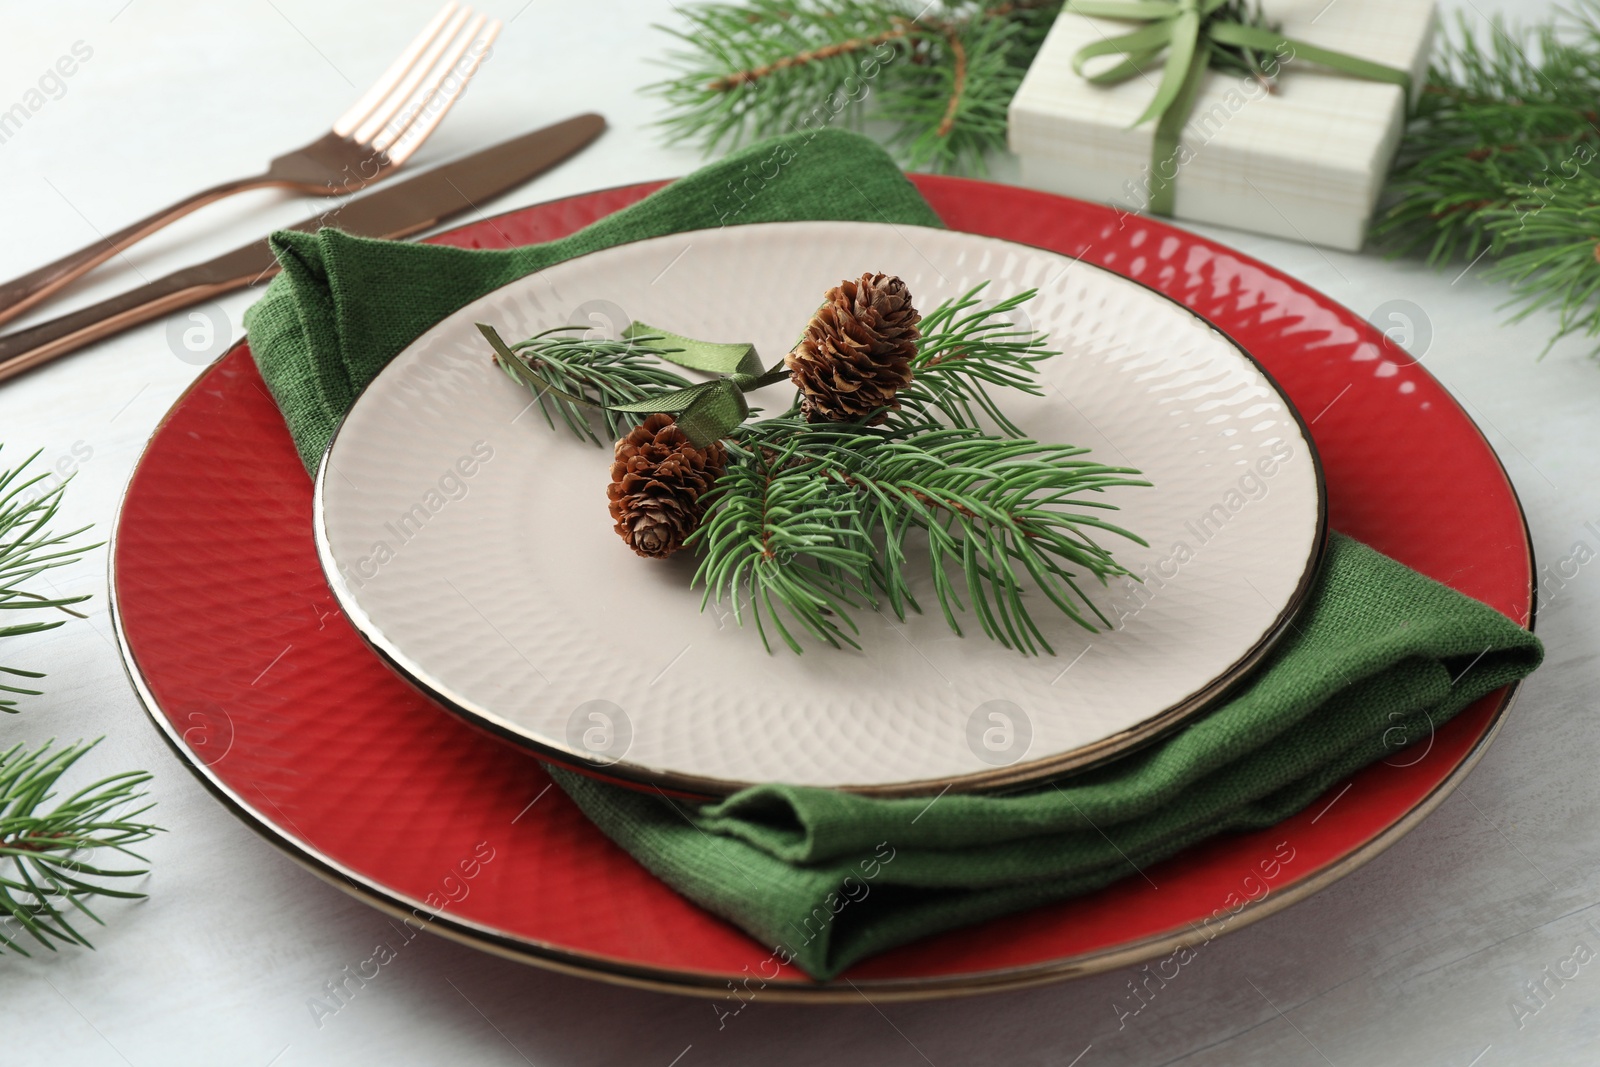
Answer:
xmin=108 ymin=174 xmax=1536 ymax=1001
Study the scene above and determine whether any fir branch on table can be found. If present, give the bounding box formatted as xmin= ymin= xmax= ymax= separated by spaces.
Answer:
xmin=1484 ymin=172 xmax=1600 ymax=338
xmin=0 ymin=740 xmax=157 ymax=956
xmin=0 ymin=446 xmax=161 ymax=954
xmin=875 ymin=8 xmax=1023 ymax=175
xmin=0 ymin=449 xmax=95 ymax=711
xmin=647 ymin=0 xmax=1064 ymax=174
xmin=1374 ymin=1 xmax=1600 ymax=352
xmin=700 ymin=419 xmax=1148 ymax=654
xmin=654 ymin=0 xmax=910 ymax=146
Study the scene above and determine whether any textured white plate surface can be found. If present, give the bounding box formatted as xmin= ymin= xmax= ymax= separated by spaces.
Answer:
xmin=315 ymin=221 xmax=1323 ymax=795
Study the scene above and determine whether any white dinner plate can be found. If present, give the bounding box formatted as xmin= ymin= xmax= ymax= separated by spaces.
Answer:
xmin=314 ymin=220 xmax=1325 ymax=796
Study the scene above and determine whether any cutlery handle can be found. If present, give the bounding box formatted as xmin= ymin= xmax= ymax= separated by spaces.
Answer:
xmin=0 ymin=176 xmax=269 ymax=330
xmin=0 ymin=267 xmax=256 ymax=384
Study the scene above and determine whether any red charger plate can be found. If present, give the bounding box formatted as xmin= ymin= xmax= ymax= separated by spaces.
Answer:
xmin=111 ymin=176 xmax=1534 ymax=1000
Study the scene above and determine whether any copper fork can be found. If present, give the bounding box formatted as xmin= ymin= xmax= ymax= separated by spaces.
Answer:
xmin=0 ymin=2 xmax=501 ymax=330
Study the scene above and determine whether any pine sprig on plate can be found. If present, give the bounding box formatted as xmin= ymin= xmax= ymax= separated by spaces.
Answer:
xmin=700 ymin=420 xmax=1148 ymax=654
xmin=489 ymin=280 xmax=1149 ymax=655
xmin=892 ymin=283 xmax=1054 ymax=435
xmin=487 ymin=326 xmax=697 ymax=444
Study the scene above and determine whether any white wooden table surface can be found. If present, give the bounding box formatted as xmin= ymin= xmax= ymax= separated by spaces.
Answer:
xmin=5 ymin=2 xmax=1596 ymax=1063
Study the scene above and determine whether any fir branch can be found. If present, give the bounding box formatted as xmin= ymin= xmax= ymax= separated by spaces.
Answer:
xmin=0 ymin=445 xmax=160 ymax=955
xmin=1483 ymin=173 xmax=1600 ymax=340
xmin=648 ymin=0 xmax=1063 ymax=173
xmin=1375 ymin=1 xmax=1600 ymax=351
xmin=490 ymin=288 xmax=1148 ymax=654
xmin=700 ymin=419 xmax=1148 ymax=654
xmin=845 ymin=428 xmax=1148 ymax=654
xmin=878 ymin=10 xmax=1024 ymax=174
xmin=1375 ymin=4 xmax=1600 ymax=263
xmin=652 ymin=1 xmax=911 ymax=154
xmin=707 ymin=15 xmax=916 ymax=91
xmin=691 ymin=428 xmax=877 ymax=653
xmin=0 ymin=740 xmax=158 ymax=956
xmin=0 ymin=449 xmax=97 ymax=712
xmin=484 ymin=325 xmax=697 ymax=445
xmin=891 ymin=282 xmax=1053 ymax=435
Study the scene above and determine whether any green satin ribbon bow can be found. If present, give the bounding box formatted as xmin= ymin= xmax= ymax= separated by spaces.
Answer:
xmin=1067 ymin=0 xmax=1412 ymax=216
xmin=479 ymin=321 xmax=790 ymax=448
xmin=609 ymin=323 xmax=790 ymax=447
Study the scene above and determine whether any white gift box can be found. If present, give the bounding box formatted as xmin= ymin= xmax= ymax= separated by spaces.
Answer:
xmin=1008 ymin=0 xmax=1436 ymax=251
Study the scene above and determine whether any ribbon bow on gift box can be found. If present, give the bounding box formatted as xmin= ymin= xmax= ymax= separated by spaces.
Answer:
xmin=1066 ymin=0 xmax=1412 ymax=215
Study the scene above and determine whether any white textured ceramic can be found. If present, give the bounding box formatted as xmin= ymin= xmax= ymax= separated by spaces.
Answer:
xmin=315 ymin=221 xmax=1324 ymax=795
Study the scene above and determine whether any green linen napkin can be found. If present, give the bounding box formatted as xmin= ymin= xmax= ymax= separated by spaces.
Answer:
xmin=244 ymin=128 xmax=1543 ymax=981
xmin=552 ymin=530 xmax=1539 ymax=978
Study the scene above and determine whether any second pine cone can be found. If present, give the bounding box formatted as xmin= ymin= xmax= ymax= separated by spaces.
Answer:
xmin=785 ymin=272 xmax=921 ymax=425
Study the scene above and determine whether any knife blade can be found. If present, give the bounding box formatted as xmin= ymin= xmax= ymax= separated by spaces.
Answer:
xmin=0 ymin=112 xmax=606 ymax=383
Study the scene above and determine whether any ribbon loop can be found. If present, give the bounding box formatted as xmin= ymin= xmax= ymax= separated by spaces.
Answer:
xmin=609 ymin=322 xmax=792 ymax=447
xmin=608 ymin=380 xmax=721 ymax=415
xmin=1138 ymin=6 xmax=1201 ymax=127
xmin=1071 ymin=23 xmax=1175 ymax=82
xmin=623 ymin=322 xmax=765 ymax=377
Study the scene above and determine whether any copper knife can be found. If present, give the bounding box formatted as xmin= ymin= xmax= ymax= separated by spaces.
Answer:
xmin=0 ymin=112 xmax=606 ymax=383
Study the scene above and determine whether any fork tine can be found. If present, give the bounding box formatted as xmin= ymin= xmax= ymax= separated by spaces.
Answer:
xmin=332 ymin=2 xmax=459 ymax=139
xmin=370 ymin=11 xmax=486 ymax=149
xmin=353 ymin=6 xmax=474 ymax=147
xmin=376 ymin=13 xmax=496 ymax=158
xmin=374 ymin=18 xmax=499 ymax=165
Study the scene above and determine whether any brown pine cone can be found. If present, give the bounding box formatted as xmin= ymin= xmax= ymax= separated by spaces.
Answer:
xmin=607 ymin=413 xmax=727 ymax=559
xmin=785 ymin=272 xmax=921 ymax=425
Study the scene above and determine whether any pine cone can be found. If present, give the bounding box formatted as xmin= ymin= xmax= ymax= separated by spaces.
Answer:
xmin=785 ymin=272 xmax=921 ymax=425
xmin=607 ymin=413 xmax=727 ymax=559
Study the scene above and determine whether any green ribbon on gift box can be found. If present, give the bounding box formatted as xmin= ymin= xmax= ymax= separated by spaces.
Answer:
xmin=1066 ymin=0 xmax=1413 ymax=216
xmin=479 ymin=320 xmax=791 ymax=448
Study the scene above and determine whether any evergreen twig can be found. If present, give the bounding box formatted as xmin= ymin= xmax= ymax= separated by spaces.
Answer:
xmin=701 ymin=420 xmax=1148 ymax=654
xmin=0 ymin=740 xmax=158 ymax=956
xmin=0 ymin=446 xmax=160 ymax=954
xmin=892 ymin=283 xmax=1053 ymax=435
xmin=486 ymin=325 xmax=697 ymax=444
xmin=1374 ymin=0 xmax=1600 ymax=352
xmin=0 ymin=449 xmax=96 ymax=712
xmin=492 ymin=291 xmax=1147 ymax=655
xmin=648 ymin=0 xmax=1063 ymax=173
xmin=877 ymin=8 xmax=1025 ymax=174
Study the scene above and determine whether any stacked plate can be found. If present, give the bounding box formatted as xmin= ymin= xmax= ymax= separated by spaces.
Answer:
xmin=111 ymin=176 xmax=1532 ymax=998
xmin=314 ymin=219 xmax=1326 ymax=796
